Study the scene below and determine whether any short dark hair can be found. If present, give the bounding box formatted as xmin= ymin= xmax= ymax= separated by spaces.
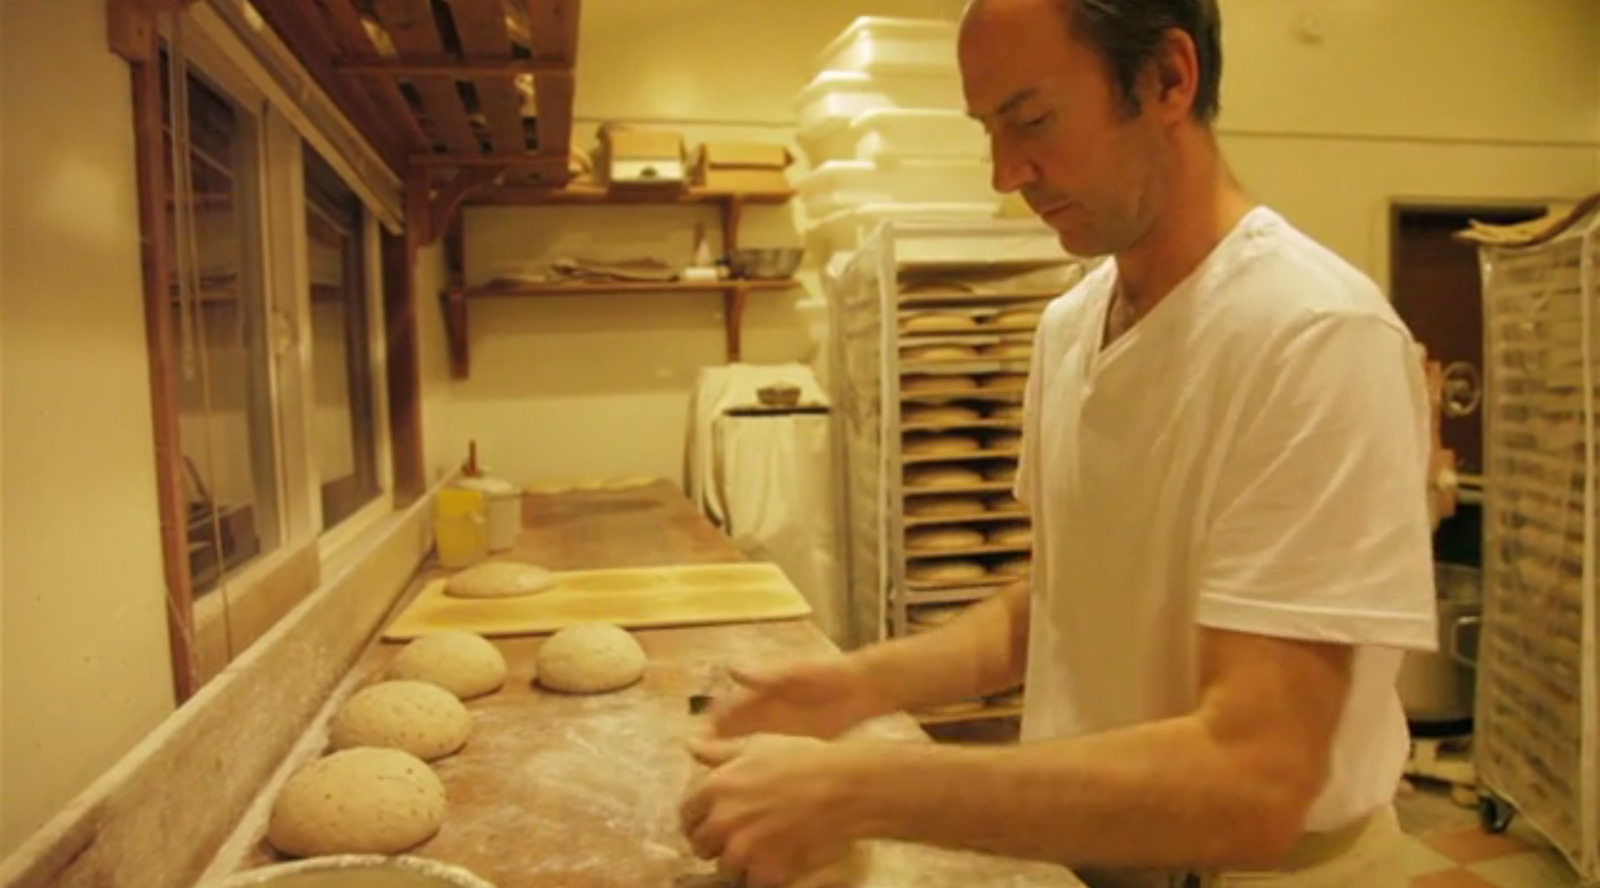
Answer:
xmin=1058 ymin=0 xmax=1223 ymax=123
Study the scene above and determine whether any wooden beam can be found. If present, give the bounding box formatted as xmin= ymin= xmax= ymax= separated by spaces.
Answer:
xmin=129 ymin=45 xmax=199 ymax=701
xmin=317 ymin=0 xmax=433 ymax=155
xmin=382 ymin=229 xmax=427 ymax=502
xmin=445 ymin=0 xmax=533 ymax=155
xmin=372 ymin=0 xmax=483 ymax=154
xmin=334 ymin=56 xmax=569 ymax=77
xmin=525 ymin=0 xmax=579 ymax=181
xmin=410 ymin=152 xmax=566 ymax=169
xmin=107 ymin=0 xmax=203 ymax=61
xmin=428 ymin=167 xmax=504 ymax=245
xmin=525 ymin=0 xmax=580 ymax=61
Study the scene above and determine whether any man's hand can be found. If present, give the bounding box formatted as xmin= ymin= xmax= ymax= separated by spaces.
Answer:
xmin=705 ymin=655 xmax=889 ymax=741
xmin=679 ymin=734 xmax=877 ymax=888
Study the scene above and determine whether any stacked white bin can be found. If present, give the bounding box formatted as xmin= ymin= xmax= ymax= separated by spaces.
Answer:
xmin=794 ymin=17 xmax=1001 ymax=258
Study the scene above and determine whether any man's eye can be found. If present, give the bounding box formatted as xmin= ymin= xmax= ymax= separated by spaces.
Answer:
xmin=1019 ymin=113 xmax=1052 ymax=130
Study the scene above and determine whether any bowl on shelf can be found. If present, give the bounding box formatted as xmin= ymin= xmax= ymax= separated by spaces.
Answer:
xmin=727 ymin=247 xmax=805 ymax=280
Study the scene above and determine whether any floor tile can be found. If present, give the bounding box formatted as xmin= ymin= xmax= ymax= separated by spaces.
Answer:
xmin=1410 ymin=869 xmax=1505 ymax=888
xmin=1422 ymin=826 xmax=1537 ymax=864
xmin=1469 ymin=849 xmax=1579 ymax=888
xmin=1402 ymin=836 xmax=1460 ymax=876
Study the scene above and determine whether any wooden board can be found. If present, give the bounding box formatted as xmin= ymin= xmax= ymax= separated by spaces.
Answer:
xmin=382 ymin=561 xmax=812 ymax=639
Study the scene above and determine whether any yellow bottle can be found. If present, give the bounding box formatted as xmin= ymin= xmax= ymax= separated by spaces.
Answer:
xmin=433 ymin=487 xmax=489 ymax=568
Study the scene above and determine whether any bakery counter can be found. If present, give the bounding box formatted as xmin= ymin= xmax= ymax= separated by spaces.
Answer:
xmin=203 ymin=481 xmax=1083 ymax=888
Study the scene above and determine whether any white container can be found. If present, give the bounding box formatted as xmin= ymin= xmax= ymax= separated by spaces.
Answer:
xmin=798 ymin=159 xmax=998 ymax=220
xmin=794 ymin=71 xmax=964 ymax=164
xmin=810 ymin=202 xmax=1001 ymax=254
xmin=847 ymin=109 xmax=988 ymax=163
xmin=455 ymin=474 xmax=521 ymax=552
xmin=818 ymin=17 xmax=959 ymax=75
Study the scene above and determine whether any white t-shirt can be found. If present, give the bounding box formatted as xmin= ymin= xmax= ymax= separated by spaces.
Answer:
xmin=1014 ymin=206 xmax=1438 ymax=831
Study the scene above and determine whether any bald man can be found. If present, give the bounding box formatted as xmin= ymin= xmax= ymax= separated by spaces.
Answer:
xmin=679 ymin=3 xmax=1436 ymax=887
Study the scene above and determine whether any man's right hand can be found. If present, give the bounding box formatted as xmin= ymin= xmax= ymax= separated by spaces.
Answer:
xmin=705 ymin=655 xmax=891 ymax=741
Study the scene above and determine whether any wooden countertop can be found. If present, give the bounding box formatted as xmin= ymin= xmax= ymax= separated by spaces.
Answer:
xmin=217 ymin=481 xmax=1081 ymax=888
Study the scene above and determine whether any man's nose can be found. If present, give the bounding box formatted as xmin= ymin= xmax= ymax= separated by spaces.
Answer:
xmin=990 ymin=134 xmax=1038 ymax=194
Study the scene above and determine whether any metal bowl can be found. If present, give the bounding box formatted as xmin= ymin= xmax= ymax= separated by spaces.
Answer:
xmin=727 ymin=247 xmax=804 ymax=280
xmin=201 ymin=855 xmax=499 ymax=888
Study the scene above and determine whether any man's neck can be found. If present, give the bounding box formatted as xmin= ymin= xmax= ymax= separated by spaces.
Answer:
xmin=1114 ymin=138 xmax=1253 ymax=313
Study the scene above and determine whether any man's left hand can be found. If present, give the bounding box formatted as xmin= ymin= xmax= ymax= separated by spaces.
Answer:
xmin=679 ymin=733 xmax=875 ymax=888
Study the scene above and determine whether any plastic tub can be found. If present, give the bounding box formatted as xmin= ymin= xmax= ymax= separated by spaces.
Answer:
xmin=794 ymin=71 xmax=963 ymax=163
xmin=454 ymin=474 xmax=521 ymax=552
xmin=798 ymin=159 xmax=998 ymax=219
xmin=809 ymin=202 xmax=1001 ymax=254
xmin=817 ymin=16 xmax=959 ymax=75
xmin=847 ymin=109 xmax=988 ymax=163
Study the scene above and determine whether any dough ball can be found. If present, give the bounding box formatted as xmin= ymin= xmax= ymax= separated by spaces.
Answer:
xmin=901 ymin=403 xmax=981 ymax=425
xmin=980 ymin=340 xmax=1033 ymax=359
xmin=905 ymin=465 xmax=983 ymax=488
xmin=385 ymin=631 xmax=507 ymax=700
xmin=984 ymin=431 xmax=1023 ymax=452
xmin=990 ymin=554 xmax=1031 ymax=577
xmin=905 ymin=496 xmax=985 ymax=517
xmin=901 ymin=374 xmax=976 ymax=393
xmin=987 ymin=307 xmax=1044 ymax=328
xmin=267 ymin=748 xmax=445 ymax=858
xmin=987 ymin=522 xmax=1032 ymax=547
xmin=907 ymin=559 xmax=989 ymax=583
xmin=444 ymin=561 xmax=555 ymax=599
xmin=903 ymin=343 xmax=979 ymax=362
xmin=984 ymin=492 xmax=1023 ymax=513
xmin=328 ymin=680 xmax=471 ymax=762
xmin=977 ymin=372 xmax=1029 ymax=391
xmin=900 ymin=312 xmax=977 ymax=332
xmin=536 ymin=623 xmax=646 ymax=694
xmin=907 ymin=526 xmax=985 ymax=551
xmin=903 ymin=434 xmax=981 ymax=455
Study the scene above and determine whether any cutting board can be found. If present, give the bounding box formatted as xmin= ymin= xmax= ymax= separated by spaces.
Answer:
xmin=382 ymin=562 xmax=813 ymax=641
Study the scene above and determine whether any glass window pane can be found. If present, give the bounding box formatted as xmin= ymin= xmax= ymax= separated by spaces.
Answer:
xmin=162 ymin=58 xmax=279 ymax=594
xmin=304 ymin=145 xmax=380 ymax=529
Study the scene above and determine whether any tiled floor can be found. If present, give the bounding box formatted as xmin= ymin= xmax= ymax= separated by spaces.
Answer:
xmin=1397 ymin=782 xmax=1584 ymax=888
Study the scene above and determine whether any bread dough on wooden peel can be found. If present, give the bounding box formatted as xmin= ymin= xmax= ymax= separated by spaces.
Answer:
xmin=980 ymin=340 xmax=1033 ymax=359
xmin=986 ymin=522 xmax=1032 ymax=547
xmin=906 ymin=559 xmax=989 ymax=583
xmin=905 ymin=495 xmax=986 ymax=517
xmin=903 ymin=434 xmax=981 ymax=455
xmin=900 ymin=312 xmax=978 ymax=332
xmin=385 ymin=631 xmax=507 ymax=700
xmin=904 ymin=465 xmax=984 ymax=488
xmin=907 ymin=526 xmax=985 ymax=551
xmin=982 ymin=462 xmax=1019 ymax=483
xmin=986 ymin=307 xmax=1044 ymax=327
xmin=977 ymin=372 xmax=1028 ymax=391
xmin=991 ymin=554 xmax=1031 ymax=577
xmin=902 ymin=343 xmax=979 ymax=362
xmin=984 ymin=431 xmax=1023 ymax=451
xmin=901 ymin=374 xmax=977 ymax=393
xmin=901 ymin=403 xmax=981 ymax=424
xmin=267 ymin=748 xmax=445 ymax=858
xmin=535 ymin=623 xmax=646 ymax=694
xmin=987 ymin=402 xmax=1024 ymax=421
xmin=327 ymin=680 xmax=471 ymax=762
xmin=984 ymin=492 xmax=1022 ymax=512
xmin=444 ymin=561 xmax=555 ymax=599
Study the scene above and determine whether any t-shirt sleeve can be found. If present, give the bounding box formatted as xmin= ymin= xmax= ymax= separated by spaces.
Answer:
xmin=1195 ymin=312 xmax=1437 ymax=651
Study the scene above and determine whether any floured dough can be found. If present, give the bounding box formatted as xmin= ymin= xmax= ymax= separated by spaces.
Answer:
xmin=385 ymin=631 xmax=508 ymax=700
xmin=328 ymin=681 xmax=471 ymax=762
xmin=983 ymin=462 xmax=1019 ymax=483
xmin=900 ymin=312 xmax=978 ymax=332
xmin=978 ymin=372 xmax=1029 ymax=391
xmin=907 ymin=526 xmax=985 ymax=551
xmin=987 ymin=522 xmax=1032 ymax=546
xmin=903 ymin=434 xmax=981 ymax=455
xmin=903 ymin=343 xmax=980 ymax=362
xmin=984 ymin=431 xmax=1023 ymax=452
xmin=981 ymin=340 xmax=1033 ymax=359
xmin=267 ymin=748 xmax=446 ymax=858
xmin=536 ymin=623 xmax=646 ymax=694
xmin=444 ymin=561 xmax=555 ymax=599
xmin=905 ymin=465 xmax=984 ymax=488
xmin=906 ymin=559 xmax=989 ymax=583
xmin=901 ymin=374 xmax=976 ymax=393
xmin=991 ymin=554 xmax=1031 ymax=577
xmin=905 ymin=495 xmax=986 ymax=517
xmin=987 ymin=403 xmax=1025 ymax=421
xmin=902 ymin=403 xmax=981 ymax=425
xmin=987 ymin=307 xmax=1045 ymax=327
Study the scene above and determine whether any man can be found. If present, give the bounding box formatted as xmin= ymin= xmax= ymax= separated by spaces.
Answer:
xmin=678 ymin=2 xmax=1437 ymax=886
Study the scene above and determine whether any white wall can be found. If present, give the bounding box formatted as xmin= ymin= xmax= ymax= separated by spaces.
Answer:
xmin=415 ymin=242 xmax=461 ymax=481
xmin=0 ymin=0 xmax=176 ymax=858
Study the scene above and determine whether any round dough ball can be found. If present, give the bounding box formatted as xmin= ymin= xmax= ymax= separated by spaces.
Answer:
xmin=900 ymin=312 xmax=978 ymax=332
xmin=903 ymin=434 xmax=981 ymax=455
xmin=907 ymin=526 xmax=985 ymax=551
xmin=267 ymin=748 xmax=446 ymax=858
xmin=907 ymin=559 xmax=989 ymax=583
xmin=903 ymin=343 xmax=979 ymax=362
xmin=978 ymin=372 xmax=1029 ymax=391
xmin=536 ymin=623 xmax=646 ymax=694
xmin=905 ymin=465 xmax=984 ymax=488
xmin=385 ymin=631 xmax=507 ymax=700
xmin=902 ymin=403 xmax=981 ymax=425
xmin=905 ymin=495 xmax=985 ymax=517
xmin=444 ymin=561 xmax=555 ymax=599
xmin=901 ymin=374 xmax=976 ymax=393
xmin=328 ymin=681 xmax=471 ymax=762
xmin=987 ymin=522 xmax=1033 ymax=547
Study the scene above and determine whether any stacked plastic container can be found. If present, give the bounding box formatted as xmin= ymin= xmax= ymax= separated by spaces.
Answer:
xmin=794 ymin=17 xmax=1001 ymax=258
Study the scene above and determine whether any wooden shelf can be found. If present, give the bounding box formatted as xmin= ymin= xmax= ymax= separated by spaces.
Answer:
xmin=440 ymin=278 xmax=799 ymax=379
xmin=467 ymin=186 xmax=796 ymax=207
xmin=903 ymin=481 xmax=1017 ymax=495
xmin=906 ymin=542 xmax=1032 ymax=559
xmin=901 ymin=419 xmax=1021 ymax=432
xmin=905 ymin=510 xmax=1028 ymax=528
xmin=902 ymin=448 xmax=1021 ymax=465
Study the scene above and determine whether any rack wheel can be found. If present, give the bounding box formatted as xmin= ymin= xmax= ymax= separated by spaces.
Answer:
xmin=1478 ymin=793 xmax=1515 ymax=834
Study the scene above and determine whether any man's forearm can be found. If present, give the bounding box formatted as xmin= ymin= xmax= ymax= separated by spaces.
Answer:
xmin=848 ymin=715 xmax=1311 ymax=872
xmin=847 ymin=582 xmax=1029 ymax=716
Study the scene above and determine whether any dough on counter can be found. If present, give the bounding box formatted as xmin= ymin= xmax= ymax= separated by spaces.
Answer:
xmin=903 ymin=433 xmax=981 ymax=455
xmin=904 ymin=464 xmax=984 ymax=488
xmin=444 ymin=561 xmax=555 ymax=599
xmin=536 ymin=623 xmax=646 ymax=694
xmin=906 ymin=559 xmax=989 ymax=583
xmin=900 ymin=312 xmax=978 ymax=332
xmin=267 ymin=748 xmax=445 ymax=858
xmin=907 ymin=526 xmax=986 ymax=551
xmin=327 ymin=680 xmax=471 ymax=762
xmin=904 ymin=495 xmax=986 ymax=517
xmin=987 ymin=522 xmax=1033 ymax=547
xmin=901 ymin=374 xmax=977 ymax=393
xmin=385 ymin=631 xmax=508 ymax=700
xmin=901 ymin=403 xmax=982 ymax=425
